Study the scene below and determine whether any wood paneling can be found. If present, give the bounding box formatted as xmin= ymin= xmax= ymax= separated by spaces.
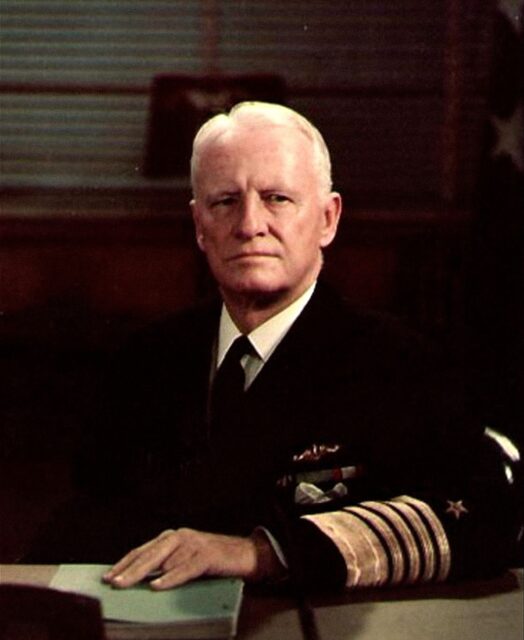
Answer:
xmin=0 ymin=202 xmax=470 ymax=340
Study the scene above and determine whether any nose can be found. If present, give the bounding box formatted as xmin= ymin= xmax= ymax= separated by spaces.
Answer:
xmin=233 ymin=193 xmax=267 ymax=239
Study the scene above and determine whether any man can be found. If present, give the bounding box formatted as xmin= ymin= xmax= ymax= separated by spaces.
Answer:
xmin=103 ymin=101 xmax=342 ymax=589
xmin=30 ymin=102 xmax=518 ymax=591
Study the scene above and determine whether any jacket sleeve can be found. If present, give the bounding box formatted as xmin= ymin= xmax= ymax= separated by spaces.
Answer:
xmin=269 ymin=427 xmax=521 ymax=591
xmin=267 ymin=313 xmax=522 ymax=592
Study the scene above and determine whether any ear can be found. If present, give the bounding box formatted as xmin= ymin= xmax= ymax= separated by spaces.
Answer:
xmin=319 ymin=192 xmax=342 ymax=249
xmin=190 ymin=199 xmax=206 ymax=252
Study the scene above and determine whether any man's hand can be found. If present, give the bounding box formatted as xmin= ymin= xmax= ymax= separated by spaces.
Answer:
xmin=102 ymin=528 xmax=283 ymax=590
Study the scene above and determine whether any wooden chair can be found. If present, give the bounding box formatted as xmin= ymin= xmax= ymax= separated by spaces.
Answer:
xmin=0 ymin=584 xmax=106 ymax=640
xmin=143 ymin=73 xmax=286 ymax=177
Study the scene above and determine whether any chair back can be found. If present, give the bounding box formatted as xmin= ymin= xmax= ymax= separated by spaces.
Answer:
xmin=0 ymin=584 xmax=106 ymax=640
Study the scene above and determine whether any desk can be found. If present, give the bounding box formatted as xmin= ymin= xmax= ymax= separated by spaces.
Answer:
xmin=1 ymin=565 xmax=522 ymax=640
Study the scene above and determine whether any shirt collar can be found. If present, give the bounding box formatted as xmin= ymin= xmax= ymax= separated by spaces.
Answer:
xmin=217 ymin=282 xmax=317 ymax=367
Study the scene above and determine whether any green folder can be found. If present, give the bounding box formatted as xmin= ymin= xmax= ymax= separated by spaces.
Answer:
xmin=50 ymin=564 xmax=243 ymax=639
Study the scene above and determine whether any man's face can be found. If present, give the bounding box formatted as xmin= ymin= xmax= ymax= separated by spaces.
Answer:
xmin=191 ymin=123 xmax=341 ymax=306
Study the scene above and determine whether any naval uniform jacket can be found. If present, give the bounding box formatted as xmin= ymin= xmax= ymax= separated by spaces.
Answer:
xmin=30 ymin=282 xmax=519 ymax=589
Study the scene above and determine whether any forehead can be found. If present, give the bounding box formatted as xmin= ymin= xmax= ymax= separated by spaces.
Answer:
xmin=194 ymin=122 xmax=316 ymax=190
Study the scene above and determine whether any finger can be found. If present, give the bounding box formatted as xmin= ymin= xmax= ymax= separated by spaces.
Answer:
xmin=112 ymin=546 xmax=175 ymax=587
xmin=150 ymin=555 xmax=204 ymax=590
xmin=104 ymin=529 xmax=176 ymax=580
xmin=161 ymin=542 xmax=195 ymax=573
xmin=103 ymin=544 xmax=149 ymax=581
xmin=106 ymin=531 xmax=179 ymax=588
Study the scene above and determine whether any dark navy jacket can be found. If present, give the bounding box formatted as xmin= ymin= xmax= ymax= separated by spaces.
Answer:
xmin=28 ymin=283 xmax=519 ymax=589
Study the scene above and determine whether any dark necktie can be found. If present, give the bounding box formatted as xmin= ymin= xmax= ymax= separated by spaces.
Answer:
xmin=210 ymin=335 xmax=253 ymax=431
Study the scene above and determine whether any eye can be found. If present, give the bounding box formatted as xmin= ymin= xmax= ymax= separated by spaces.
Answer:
xmin=211 ymin=196 xmax=237 ymax=208
xmin=266 ymin=193 xmax=290 ymax=204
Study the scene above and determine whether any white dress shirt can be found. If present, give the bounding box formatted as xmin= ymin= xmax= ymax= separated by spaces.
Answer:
xmin=216 ymin=282 xmax=316 ymax=388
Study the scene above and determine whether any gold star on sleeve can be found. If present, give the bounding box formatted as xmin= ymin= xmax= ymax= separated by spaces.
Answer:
xmin=445 ymin=499 xmax=469 ymax=520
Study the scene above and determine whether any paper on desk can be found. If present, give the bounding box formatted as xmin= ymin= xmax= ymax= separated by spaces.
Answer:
xmin=50 ymin=564 xmax=243 ymax=625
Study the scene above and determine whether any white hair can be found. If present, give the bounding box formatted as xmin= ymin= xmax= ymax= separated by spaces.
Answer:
xmin=190 ymin=101 xmax=333 ymax=196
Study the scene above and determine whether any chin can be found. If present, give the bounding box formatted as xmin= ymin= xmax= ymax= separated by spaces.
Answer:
xmin=235 ymin=281 xmax=284 ymax=297
xmin=218 ymin=266 xmax=283 ymax=292
xmin=221 ymin=274 xmax=288 ymax=301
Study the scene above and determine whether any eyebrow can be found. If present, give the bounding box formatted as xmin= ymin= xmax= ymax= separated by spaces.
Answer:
xmin=204 ymin=184 xmax=299 ymax=206
xmin=205 ymin=190 xmax=240 ymax=205
xmin=260 ymin=187 xmax=293 ymax=196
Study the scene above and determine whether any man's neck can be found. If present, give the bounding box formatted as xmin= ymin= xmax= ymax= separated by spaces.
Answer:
xmin=221 ymin=283 xmax=315 ymax=334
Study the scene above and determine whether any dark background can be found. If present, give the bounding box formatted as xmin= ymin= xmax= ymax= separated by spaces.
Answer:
xmin=0 ymin=1 xmax=522 ymax=562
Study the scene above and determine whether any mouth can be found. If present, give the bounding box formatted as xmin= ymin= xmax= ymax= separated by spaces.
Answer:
xmin=227 ymin=252 xmax=279 ymax=261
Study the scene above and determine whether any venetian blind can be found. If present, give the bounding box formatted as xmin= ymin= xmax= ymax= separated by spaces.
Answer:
xmin=0 ymin=0 xmax=492 ymax=202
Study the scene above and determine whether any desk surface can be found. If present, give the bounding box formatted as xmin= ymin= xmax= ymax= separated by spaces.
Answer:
xmin=1 ymin=565 xmax=522 ymax=640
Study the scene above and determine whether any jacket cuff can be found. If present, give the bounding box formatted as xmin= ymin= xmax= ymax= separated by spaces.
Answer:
xmin=269 ymin=515 xmax=348 ymax=591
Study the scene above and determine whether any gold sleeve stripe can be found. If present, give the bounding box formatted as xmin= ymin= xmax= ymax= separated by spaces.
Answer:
xmin=302 ymin=511 xmax=390 ymax=587
xmin=302 ymin=496 xmax=451 ymax=588
xmin=384 ymin=500 xmax=435 ymax=582
xmin=391 ymin=496 xmax=451 ymax=582
xmin=347 ymin=505 xmax=406 ymax=584
xmin=358 ymin=501 xmax=422 ymax=584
